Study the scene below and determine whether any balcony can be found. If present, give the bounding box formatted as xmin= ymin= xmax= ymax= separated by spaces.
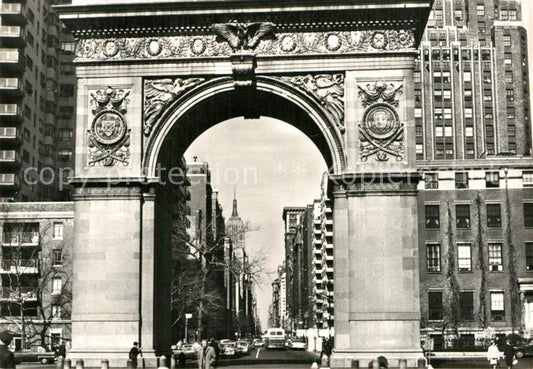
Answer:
xmin=0 ymin=104 xmax=22 ymax=123
xmin=0 ymin=150 xmax=20 ymax=167
xmin=0 ymin=127 xmax=20 ymax=143
xmin=0 ymin=3 xmax=25 ymax=25
xmin=325 ymin=254 xmax=334 ymax=261
xmin=0 ymin=173 xmax=19 ymax=187
xmin=0 ymin=26 xmax=23 ymax=48
xmin=0 ymin=78 xmax=22 ymax=97
xmin=0 ymin=287 xmax=38 ymax=301
xmin=0 ymin=259 xmax=39 ymax=274
xmin=0 ymin=48 xmax=24 ymax=72
xmin=2 ymin=232 xmax=39 ymax=246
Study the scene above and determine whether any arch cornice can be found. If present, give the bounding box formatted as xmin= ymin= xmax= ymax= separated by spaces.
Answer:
xmin=143 ymin=76 xmax=347 ymax=177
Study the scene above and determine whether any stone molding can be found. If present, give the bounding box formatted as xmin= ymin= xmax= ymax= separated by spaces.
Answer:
xmin=87 ymin=86 xmax=131 ymax=167
xmin=74 ymin=29 xmax=416 ymax=62
xmin=331 ymin=173 xmax=420 ymax=195
xmin=71 ymin=184 xmax=155 ymax=201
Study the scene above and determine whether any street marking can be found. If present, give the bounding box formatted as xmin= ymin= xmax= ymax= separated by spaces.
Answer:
xmin=256 ymin=348 xmax=261 ymax=359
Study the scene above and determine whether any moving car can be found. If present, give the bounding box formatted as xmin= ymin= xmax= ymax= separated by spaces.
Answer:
xmin=515 ymin=338 xmax=533 ymax=358
xmin=264 ymin=328 xmax=286 ymax=349
xmin=236 ymin=340 xmax=251 ymax=355
xmin=288 ymin=338 xmax=307 ymax=350
xmin=252 ymin=338 xmax=264 ymax=348
xmin=14 ymin=347 xmax=56 ymax=364
xmin=220 ymin=342 xmax=237 ymax=357
xmin=172 ymin=343 xmax=197 ymax=359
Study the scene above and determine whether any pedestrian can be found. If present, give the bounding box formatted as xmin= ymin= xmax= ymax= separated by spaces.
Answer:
xmin=209 ymin=338 xmax=219 ymax=365
xmin=503 ymin=339 xmax=516 ymax=369
xmin=197 ymin=340 xmax=207 ymax=369
xmin=486 ymin=340 xmax=502 ymax=369
xmin=129 ymin=341 xmax=140 ymax=369
xmin=56 ymin=343 xmax=66 ymax=359
xmin=0 ymin=330 xmax=15 ymax=369
xmin=204 ymin=340 xmax=217 ymax=369
xmin=319 ymin=337 xmax=327 ymax=360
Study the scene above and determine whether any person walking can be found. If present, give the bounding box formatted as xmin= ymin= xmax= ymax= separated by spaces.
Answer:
xmin=129 ymin=341 xmax=141 ymax=369
xmin=0 ymin=331 xmax=15 ymax=369
xmin=197 ymin=340 xmax=207 ymax=369
xmin=486 ymin=340 xmax=502 ymax=369
xmin=204 ymin=340 xmax=217 ymax=369
xmin=503 ymin=339 xmax=516 ymax=369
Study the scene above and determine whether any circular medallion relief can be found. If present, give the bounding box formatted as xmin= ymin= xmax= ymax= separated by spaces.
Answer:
xmin=326 ymin=34 xmax=341 ymax=51
xmin=92 ymin=111 xmax=127 ymax=145
xmin=363 ymin=104 xmax=400 ymax=140
xmin=191 ymin=38 xmax=206 ymax=55
xmin=147 ymin=39 xmax=162 ymax=56
xmin=370 ymin=32 xmax=388 ymax=50
xmin=280 ymin=35 xmax=296 ymax=52
xmin=103 ymin=40 xmax=119 ymax=57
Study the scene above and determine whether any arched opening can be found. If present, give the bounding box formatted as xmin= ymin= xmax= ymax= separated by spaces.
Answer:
xmin=147 ymin=78 xmax=341 ymax=350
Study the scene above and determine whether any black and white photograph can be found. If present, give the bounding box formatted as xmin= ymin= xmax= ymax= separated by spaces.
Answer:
xmin=0 ymin=1 xmax=533 ymax=368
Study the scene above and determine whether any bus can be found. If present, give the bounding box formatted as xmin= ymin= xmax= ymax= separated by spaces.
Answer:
xmin=264 ymin=328 xmax=286 ymax=349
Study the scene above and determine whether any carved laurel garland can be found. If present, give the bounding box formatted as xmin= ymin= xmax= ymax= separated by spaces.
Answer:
xmin=87 ymin=86 xmax=131 ymax=167
xmin=272 ymin=74 xmax=345 ymax=133
xmin=76 ymin=29 xmax=415 ymax=61
xmin=358 ymin=81 xmax=404 ymax=162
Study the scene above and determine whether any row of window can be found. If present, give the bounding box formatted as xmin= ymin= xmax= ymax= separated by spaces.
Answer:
xmin=425 ymin=203 xmax=533 ymax=229
xmin=424 ymin=171 xmax=533 ymax=190
xmin=428 ymin=291 xmax=505 ymax=322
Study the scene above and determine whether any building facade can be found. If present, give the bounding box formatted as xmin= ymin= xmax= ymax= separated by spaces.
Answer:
xmin=0 ymin=201 xmax=73 ymax=350
xmin=0 ymin=0 xmax=75 ymax=202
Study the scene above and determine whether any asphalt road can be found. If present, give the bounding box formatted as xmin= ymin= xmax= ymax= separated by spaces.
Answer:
xmin=16 ymin=353 xmax=533 ymax=369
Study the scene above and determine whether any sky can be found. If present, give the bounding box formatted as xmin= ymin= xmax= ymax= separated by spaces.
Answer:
xmin=184 ymin=5 xmax=533 ymax=332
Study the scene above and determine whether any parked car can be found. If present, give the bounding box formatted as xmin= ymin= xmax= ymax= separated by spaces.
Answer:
xmin=515 ymin=338 xmax=533 ymax=358
xmin=288 ymin=338 xmax=307 ymax=350
xmin=220 ymin=342 xmax=237 ymax=357
xmin=14 ymin=347 xmax=56 ymax=364
xmin=236 ymin=340 xmax=251 ymax=355
xmin=172 ymin=343 xmax=197 ymax=359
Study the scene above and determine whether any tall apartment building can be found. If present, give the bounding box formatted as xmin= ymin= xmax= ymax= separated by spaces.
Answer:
xmin=0 ymin=0 xmax=75 ymax=202
xmin=0 ymin=201 xmax=73 ymax=350
xmin=415 ymin=0 xmax=533 ymax=346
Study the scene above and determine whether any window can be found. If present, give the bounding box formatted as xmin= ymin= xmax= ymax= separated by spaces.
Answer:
xmin=53 ymin=250 xmax=62 ymax=266
xmin=460 ymin=291 xmax=474 ymax=321
xmin=425 ymin=173 xmax=438 ymax=189
xmin=501 ymin=9 xmax=509 ymax=20
xmin=504 ymin=56 xmax=512 ymax=65
xmin=456 ymin=204 xmax=471 ymax=229
xmin=465 ymin=127 xmax=474 ymax=137
xmin=503 ymin=35 xmax=511 ymax=47
xmin=465 ymin=108 xmax=473 ymax=118
xmin=523 ymin=171 xmax=533 ymax=186
xmin=455 ymin=172 xmax=469 ymax=189
xmin=524 ymin=204 xmax=533 ymax=227
xmin=52 ymin=278 xmax=62 ymax=295
xmin=486 ymin=172 xmax=500 ymax=188
xmin=507 ymin=107 xmax=515 ymax=119
xmin=428 ymin=291 xmax=443 ymax=320
xmin=463 ymin=72 xmax=472 ymax=82
xmin=415 ymin=108 xmax=422 ymax=118
xmin=477 ymin=4 xmax=485 ymax=16
xmin=426 ymin=244 xmax=441 ymax=272
xmin=455 ymin=10 xmax=463 ymax=20
xmin=506 ymin=89 xmax=514 ymax=101
xmin=487 ymin=204 xmax=502 ymax=228
xmin=426 ymin=205 xmax=440 ymax=229
xmin=490 ymin=292 xmax=505 ymax=321
xmin=443 ymin=90 xmax=451 ymax=100
xmin=52 ymin=304 xmax=61 ymax=319
xmin=526 ymin=243 xmax=533 ymax=271
xmin=59 ymin=129 xmax=73 ymax=141
xmin=489 ymin=243 xmax=503 ymax=272
xmin=458 ymin=244 xmax=472 ymax=271
xmin=58 ymin=150 xmax=72 ymax=162
xmin=509 ymin=10 xmax=517 ymax=21
xmin=59 ymin=84 xmax=74 ymax=97
xmin=53 ymin=222 xmax=64 ymax=239
xmin=505 ymin=71 xmax=513 ymax=84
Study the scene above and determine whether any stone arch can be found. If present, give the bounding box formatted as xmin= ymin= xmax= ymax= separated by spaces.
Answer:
xmin=143 ymin=76 xmax=347 ymax=177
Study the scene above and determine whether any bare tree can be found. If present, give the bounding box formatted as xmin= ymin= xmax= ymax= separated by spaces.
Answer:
xmin=0 ymin=207 xmax=72 ymax=349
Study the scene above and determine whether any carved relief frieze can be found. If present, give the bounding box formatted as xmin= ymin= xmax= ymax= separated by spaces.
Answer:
xmin=144 ymin=78 xmax=205 ymax=136
xmin=87 ymin=86 xmax=132 ymax=167
xmin=273 ymin=74 xmax=345 ymax=132
xmin=358 ymin=81 xmax=404 ymax=162
xmin=75 ymin=29 xmax=415 ymax=61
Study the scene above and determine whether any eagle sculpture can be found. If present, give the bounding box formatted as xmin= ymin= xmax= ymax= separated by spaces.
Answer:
xmin=213 ymin=22 xmax=276 ymax=51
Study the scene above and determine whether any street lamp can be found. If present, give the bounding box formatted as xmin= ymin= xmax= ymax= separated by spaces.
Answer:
xmin=185 ymin=313 xmax=192 ymax=343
